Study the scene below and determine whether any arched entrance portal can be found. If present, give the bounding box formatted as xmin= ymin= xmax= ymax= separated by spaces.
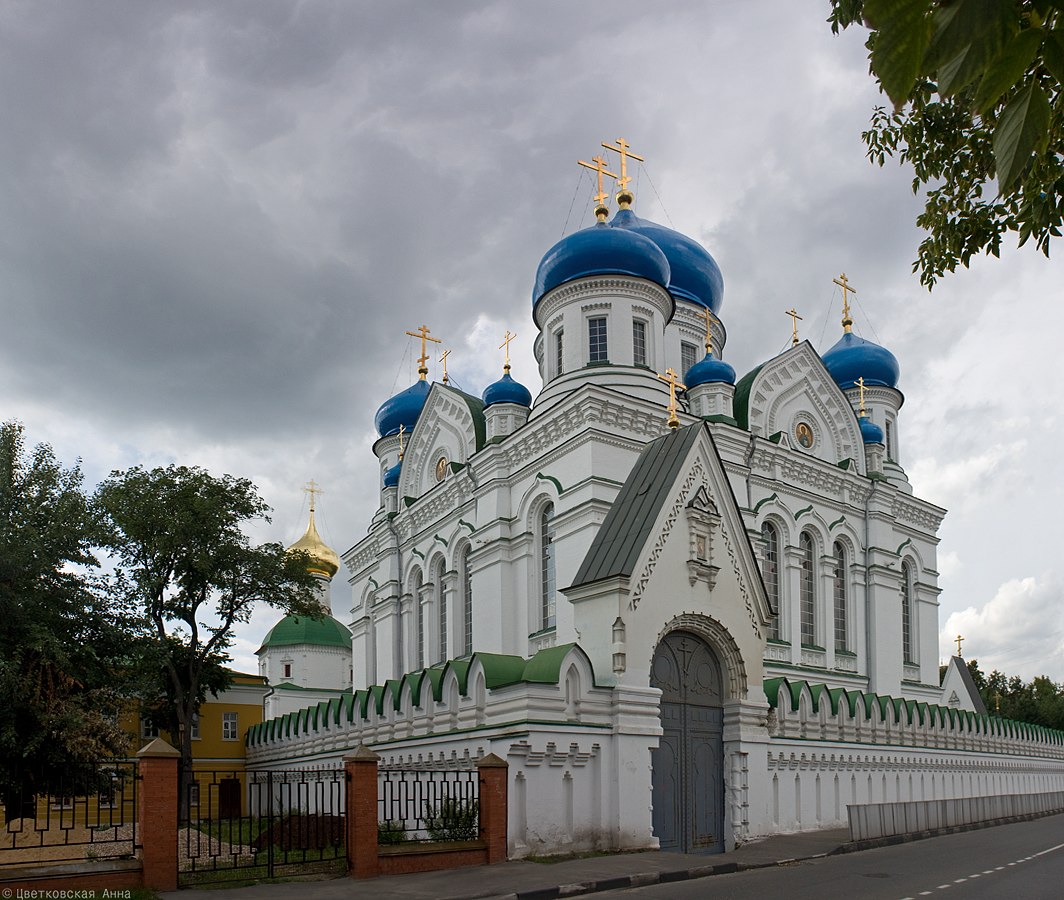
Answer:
xmin=650 ymin=630 xmax=725 ymax=853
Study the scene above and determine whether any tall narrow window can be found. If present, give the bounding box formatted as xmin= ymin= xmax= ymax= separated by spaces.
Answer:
xmin=760 ymin=522 xmax=780 ymax=640
xmin=435 ymin=562 xmax=447 ymax=664
xmin=588 ymin=317 xmax=608 ymax=362
xmin=414 ymin=573 xmax=425 ymax=669
xmin=462 ymin=546 xmax=473 ymax=656
xmin=680 ymin=341 xmax=697 ymax=378
xmin=632 ymin=320 xmax=647 ymax=367
xmin=541 ymin=503 xmax=557 ymax=629
xmin=833 ymin=541 xmax=848 ymax=652
xmin=902 ymin=561 xmax=915 ymax=663
xmin=885 ymin=420 xmax=894 ymax=461
xmin=555 ymin=329 xmax=564 ymax=377
xmin=799 ymin=532 xmax=816 ymax=646
xmin=222 ymin=712 xmax=238 ymax=741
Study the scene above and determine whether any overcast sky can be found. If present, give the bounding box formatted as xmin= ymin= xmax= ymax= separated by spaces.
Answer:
xmin=3 ymin=1 xmax=1061 ymax=683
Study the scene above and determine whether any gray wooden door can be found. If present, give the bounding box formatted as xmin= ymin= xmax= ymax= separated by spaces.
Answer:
xmin=650 ymin=631 xmax=725 ymax=853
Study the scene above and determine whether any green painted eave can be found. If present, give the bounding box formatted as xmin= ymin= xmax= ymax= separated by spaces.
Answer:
xmin=732 ymin=364 xmax=765 ymax=431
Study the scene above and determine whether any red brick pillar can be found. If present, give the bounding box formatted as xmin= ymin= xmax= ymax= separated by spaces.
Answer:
xmin=477 ymin=753 xmax=509 ymax=864
xmin=345 ymin=745 xmax=380 ymax=879
xmin=137 ymin=737 xmax=181 ymax=891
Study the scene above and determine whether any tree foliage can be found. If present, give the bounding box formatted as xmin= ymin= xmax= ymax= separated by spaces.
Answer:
xmin=0 ymin=422 xmax=132 ymax=818
xmin=963 ymin=658 xmax=1064 ymax=729
xmin=830 ymin=0 xmax=1064 ymax=287
xmin=96 ymin=465 xmax=323 ymax=808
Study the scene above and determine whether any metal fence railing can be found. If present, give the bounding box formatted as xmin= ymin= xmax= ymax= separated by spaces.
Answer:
xmin=0 ymin=760 xmax=137 ymax=867
xmin=377 ymin=767 xmax=479 ymax=845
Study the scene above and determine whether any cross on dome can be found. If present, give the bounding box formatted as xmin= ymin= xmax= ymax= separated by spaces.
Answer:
xmin=499 ymin=330 xmax=516 ymax=373
xmin=439 ymin=348 xmax=451 ymax=385
xmin=578 ymin=155 xmax=618 ymax=219
xmin=657 ymin=367 xmax=686 ymax=429
xmin=601 ymin=137 xmax=643 ymax=206
xmin=303 ymin=478 xmax=323 ymax=513
xmin=786 ymin=307 xmax=803 ymax=346
xmin=833 ymin=272 xmax=857 ymax=333
xmin=405 ymin=324 xmax=442 ymax=380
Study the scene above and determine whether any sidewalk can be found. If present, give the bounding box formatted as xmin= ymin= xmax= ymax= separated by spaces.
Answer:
xmin=163 ymin=828 xmax=849 ymax=900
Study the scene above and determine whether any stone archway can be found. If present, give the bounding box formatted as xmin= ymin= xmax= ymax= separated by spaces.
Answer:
xmin=650 ymin=630 xmax=725 ymax=853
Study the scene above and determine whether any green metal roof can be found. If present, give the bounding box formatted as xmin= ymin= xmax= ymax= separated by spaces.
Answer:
xmin=732 ymin=363 xmax=764 ymax=431
xmin=257 ymin=614 xmax=351 ymax=653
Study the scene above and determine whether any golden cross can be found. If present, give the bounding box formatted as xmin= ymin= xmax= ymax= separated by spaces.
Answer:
xmin=601 ymin=137 xmax=644 ymax=193
xmin=405 ymin=325 xmax=442 ymax=380
xmin=578 ymin=155 xmax=619 ymax=212
xmin=994 ymin=691 xmax=1002 ymax=713
xmin=955 ymin=634 xmax=964 ymax=656
xmin=303 ymin=479 xmax=323 ymax=514
xmin=397 ymin=424 xmax=406 ymax=460
xmin=856 ymin=376 xmax=867 ymax=416
xmin=833 ymin=272 xmax=857 ymax=333
xmin=439 ymin=348 xmax=450 ymax=385
xmin=499 ymin=330 xmax=516 ymax=373
xmin=785 ymin=308 xmax=803 ymax=346
xmin=657 ymin=367 xmax=686 ymax=429
xmin=703 ymin=306 xmax=714 ymax=355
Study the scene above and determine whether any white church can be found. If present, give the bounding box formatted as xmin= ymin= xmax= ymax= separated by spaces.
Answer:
xmin=249 ymin=143 xmax=1064 ymax=856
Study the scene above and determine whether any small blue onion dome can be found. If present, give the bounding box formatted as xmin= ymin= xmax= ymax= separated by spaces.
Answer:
xmin=382 ymin=460 xmax=402 ymax=488
xmin=821 ymin=331 xmax=900 ymax=390
xmin=684 ymin=352 xmax=736 ymax=388
xmin=482 ymin=372 xmax=532 ymax=408
xmin=533 ymin=221 xmax=670 ymax=306
xmin=610 ymin=209 xmax=725 ymax=313
xmin=859 ymin=415 xmax=885 ymax=445
xmin=374 ymin=379 xmax=430 ymax=437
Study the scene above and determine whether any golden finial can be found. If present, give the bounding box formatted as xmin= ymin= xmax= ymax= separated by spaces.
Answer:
xmin=833 ymin=272 xmax=856 ymax=333
xmin=657 ymin=367 xmax=686 ymax=429
xmin=955 ymin=634 xmax=964 ymax=656
xmin=499 ymin=330 xmax=516 ymax=374
xmin=439 ymin=348 xmax=451 ymax=385
xmin=785 ymin=308 xmax=803 ymax=346
xmin=994 ymin=690 xmax=1002 ymax=714
xmin=397 ymin=424 xmax=406 ymax=460
xmin=303 ymin=479 xmax=323 ymax=514
xmin=702 ymin=307 xmax=714 ymax=356
xmin=601 ymin=137 xmax=644 ymax=208
xmin=856 ymin=376 xmax=868 ymax=417
xmin=405 ymin=325 xmax=443 ymax=380
xmin=578 ymin=155 xmax=619 ymax=221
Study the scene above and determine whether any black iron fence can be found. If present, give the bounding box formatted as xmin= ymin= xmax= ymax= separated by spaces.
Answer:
xmin=0 ymin=760 xmax=137 ymax=866
xmin=178 ymin=766 xmax=345 ymax=885
xmin=377 ymin=767 xmax=479 ymax=844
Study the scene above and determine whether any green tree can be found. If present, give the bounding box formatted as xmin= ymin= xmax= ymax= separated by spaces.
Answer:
xmin=0 ymin=422 xmax=132 ymax=821
xmin=96 ymin=465 xmax=323 ymax=814
xmin=830 ymin=0 xmax=1064 ymax=287
xmin=964 ymin=657 xmax=1064 ymax=727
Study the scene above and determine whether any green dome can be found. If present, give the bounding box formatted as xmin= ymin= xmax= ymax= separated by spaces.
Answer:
xmin=256 ymin=614 xmax=351 ymax=653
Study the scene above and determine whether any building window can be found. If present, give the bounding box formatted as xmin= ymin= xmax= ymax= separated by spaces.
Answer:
xmin=588 ymin=316 xmax=608 ymax=363
xmin=632 ymin=320 xmax=647 ymax=367
xmin=555 ymin=329 xmax=564 ymax=377
xmin=541 ymin=503 xmax=557 ymax=629
xmin=462 ymin=546 xmax=473 ymax=657
xmin=902 ymin=561 xmax=915 ymax=663
xmin=141 ymin=718 xmax=159 ymax=740
xmin=282 ymin=660 xmax=292 ymax=679
xmin=833 ymin=541 xmax=848 ymax=652
xmin=680 ymin=341 xmax=697 ymax=378
xmin=760 ymin=522 xmax=780 ymax=640
xmin=414 ymin=572 xmax=425 ymax=669
xmin=435 ymin=561 xmax=447 ymax=665
xmin=885 ymin=419 xmax=895 ymax=461
xmin=799 ymin=532 xmax=816 ymax=646
xmin=188 ymin=782 xmax=201 ymax=807
xmin=222 ymin=711 xmax=238 ymax=741
xmin=190 ymin=713 xmax=200 ymax=741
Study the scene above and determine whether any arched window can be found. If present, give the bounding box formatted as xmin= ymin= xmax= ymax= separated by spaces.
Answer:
xmin=833 ymin=541 xmax=848 ymax=652
xmin=799 ymin=532 xmax=816 ymax=646
xmin=461 ymin=546 xmax=473 ymax=657
xmin=902 ymin=561 xmax=915 ymax=663
xmin=760 ymin=522 xmax=780 ymax=640
xmin=434 ymin=560 xmax=447 ymax=665
xmin=541 ymin=503 xmax=557 ymax=629
xmin=413 ymin=571 xmax=424 ymax=670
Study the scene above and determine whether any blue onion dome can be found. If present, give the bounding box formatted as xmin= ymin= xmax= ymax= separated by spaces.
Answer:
xmin=382 ymin=460 xmax=402 ymax=488
xmin=374 ymin=379 xmax=430 ymax=437
xmin=821 ymin=331 xmax=900 ymax=390
xmin=684 ymin=351 xmax=736 ymax=387
xmin=482 ymin=372 xmax=532 ymax=408
xmin=610 ymin=208 xmax=724 ymax=313
xmin=533 ymin=221 xmax=670 ymax=306
xmin=859 ymin=415 xmax=885 ymax=445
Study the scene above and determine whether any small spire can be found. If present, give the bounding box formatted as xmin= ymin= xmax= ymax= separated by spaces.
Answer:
xmin=601 ymin=137 xmax=643 ymax=208
xmin=855 ymin=376 xmax=868 ymax=417
xmin=499 ymin=330 xmax=516 ymax=374
xmin=397 ymin=424 xmax=406 ymax=460
xmin=656 ymin=367 xmax=686 ymax=429
xmin=303 ymin=478 xmax=323 ymax=515
xmin=702 ymin=307 xmax=714 ymax=356
xmin=833 ymin=272 xmax=856 ymax=334
xmin=578 ymin=155 xmax=618 ymax=222
xmin=785 ymin=308 xmax=803 ymax=346
xmin=439 ymin=348 xmax=451 ymax=385
xmin=405 ymin=324 xmax=442 ymax=380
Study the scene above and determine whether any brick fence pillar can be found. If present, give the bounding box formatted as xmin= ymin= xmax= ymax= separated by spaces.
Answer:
xmin=345 ymin=744 xmax=380 ymax=879
xmin=136 ymin=737 xmax=181 ymax=891
xmin=477 ymin=753 xmax=509 ymax=864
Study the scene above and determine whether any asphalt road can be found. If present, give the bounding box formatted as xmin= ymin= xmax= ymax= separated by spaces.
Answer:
xmin=606 ymin=813 xmax=1064 ymax=899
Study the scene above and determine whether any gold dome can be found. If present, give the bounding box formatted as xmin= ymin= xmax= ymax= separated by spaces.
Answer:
xmin=287 ymin=508 xmax=340 ymax=580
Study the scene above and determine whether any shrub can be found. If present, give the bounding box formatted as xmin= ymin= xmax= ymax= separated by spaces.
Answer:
xmin=424 ymin=798 xmax=479 ymax=842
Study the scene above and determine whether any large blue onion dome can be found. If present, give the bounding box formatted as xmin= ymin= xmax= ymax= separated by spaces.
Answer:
xmin=533 ymin=221 xmax=670 ymax=306
xmin=610 ymin=208 xmax=724 ymax=313
xmin=684 ymin=352 xmax=736 ymax=387
xmin=821 ymin=331 xmax=900 ymax=390
xmin=482 ymin=372 xmax=532 ymax=408
xmin=859 ymin=415 xmax=884 ymax=445
xmin=374 ymin=379 xmax=430 ymax=437
xmin=382 ymin=460 xmax=402 ymax=488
